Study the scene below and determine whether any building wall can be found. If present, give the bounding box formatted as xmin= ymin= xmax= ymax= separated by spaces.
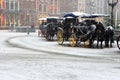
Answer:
xmin=37 ymin=0 xmax=49 ymax=19
xmin=47 ymin=0 xmax=60 ymax=16
xmin=85 ymin=0 xmax=106 ymax=14
xmin=60 ymin=0 xmax=107 ymax=15
xmin=0 ymin=0 xmax=5 ymax=29
xmin=78 ymin=0 xmax=86 ymax=12
xmin=115 ymin=0 xmax=120 ymax=28
xmin=60 ymin=0 xmax=78 ymax=15
xmin=20 ymin=0 xmax=37 ymax=26
xmin=5 ymin=0 xmax=20 ymax=28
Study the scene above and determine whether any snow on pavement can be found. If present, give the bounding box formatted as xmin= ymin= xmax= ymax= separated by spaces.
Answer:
xmin=7 ymin=34 xmax=120 ymax=58
xmin=0 ymin=30 xmax=120 ymax=80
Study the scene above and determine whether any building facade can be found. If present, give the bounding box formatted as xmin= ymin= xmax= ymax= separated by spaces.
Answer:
xmin=37 ymin=0 xmax=60 ymax=19
xmin=48 ymin=0 xmax=60 ymax=16
xmin=60 ymin=0 xmax=78 ymax=15
xmin=78 ymin=0 xmax=87 ymax=13
xmin=113 ymin=0 xmax=120 ymax=28
xmin=0 ymin=0 xmax=5 ymax=29
xmin=60 ymin=0 xmax=107 ymax=15
xmin=37 ymin=0 xmax=60 ymax=26
xmin=2 ymin=0 xmax=117 ymax=29
xmin=37 ymin=0 xmax=49 ymax=19
xmin=1 ymin=0 xmax=61 ymax=28
xmin=5 ymin=0 xmax=20 ymax=28
xmin=20 ymin=0 xmax=37 ymax=26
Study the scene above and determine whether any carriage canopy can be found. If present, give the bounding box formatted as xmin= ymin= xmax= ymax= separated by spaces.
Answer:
xmin=81 ymin=14 xmax=109 ymax=18
xmin=63 ymin=12 xmax=88 ymax=18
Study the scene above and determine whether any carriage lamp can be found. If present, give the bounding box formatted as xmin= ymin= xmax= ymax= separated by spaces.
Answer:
xmin=107 ymin=0 xmax=118 ymax=28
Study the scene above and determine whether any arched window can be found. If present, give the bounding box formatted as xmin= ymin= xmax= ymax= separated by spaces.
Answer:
xmin=6 ymin=1 xmax=9 ymax=10
xmin=39 ymin=4 xmax=42 ymax=12
xmin=10 ymin=1 xmax=14 ymax=10
xmin=44 ymin=5 xmax=46 ymax=12
xmin=15 ymin=2 xmax=18 ymax=11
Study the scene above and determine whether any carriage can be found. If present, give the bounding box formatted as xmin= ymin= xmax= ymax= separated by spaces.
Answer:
xmin=57 ymin=17 xmax=77 ymax=45
xmin=57 ymin=12 xmax=112 ymax=48
xmin=57 ymin=12 xmax=91 ymax=46
xmin=70 ymin=14 xmax=111 ymax=48
xmin=39 ymin=17 xmax=63 ymax=41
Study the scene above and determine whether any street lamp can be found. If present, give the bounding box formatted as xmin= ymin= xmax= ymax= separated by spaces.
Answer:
xmin=108 ymin=0 xmax=118 ymax=28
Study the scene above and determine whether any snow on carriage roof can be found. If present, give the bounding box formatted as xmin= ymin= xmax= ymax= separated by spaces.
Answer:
xmin=38 ymin=16 xmax=60 ymax=21
xmin=46 ymin=16 xmax=59 ymax=19
xmin=63 ymin=11 xmax=89 ymax=17
xmin=38 ymin=18 xmax=47 ymax=21
xmin=91 ymin=14 xmax=109 ymax=17
xmin=81 ymin=13 xmax=109 ymax=18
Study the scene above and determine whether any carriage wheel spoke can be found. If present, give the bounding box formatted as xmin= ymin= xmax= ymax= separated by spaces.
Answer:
xmin=57 ymin=31 xmax=64 ymax=45
xmin=69 ymin=35 xmax=77 ymax=47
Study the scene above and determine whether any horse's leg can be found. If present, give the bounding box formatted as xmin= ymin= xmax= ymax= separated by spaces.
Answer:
xmin=100 ymin=41 xmax=103 ymax=48
xmin=105 ymin=39 xmax=109 ymax=47
xmin=89 ymin=39 xmax=92 ymax=48
xmin=105 ymin=40 xmax=107 ymax=47
xmin=97 ymin=40 xmax=99 ymax=48
xmin=110 ymin=38 xmax=112 ymax=47
xmin=96 ymin=37 xmax=99 ymax=48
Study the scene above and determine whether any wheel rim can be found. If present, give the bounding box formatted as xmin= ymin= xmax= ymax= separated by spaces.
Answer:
xmin=117 ymin=37 xmax=120 ymax=49
xmin=69 ymin=35 xmax=77 ymax=47
xmin=84 ymin=40 xmax=90 ymax=47
xmin=57 ymin=31 xmax=64 ymax=45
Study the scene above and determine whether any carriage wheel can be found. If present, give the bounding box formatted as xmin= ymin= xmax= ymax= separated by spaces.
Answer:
xmin=84 ymin=40 xmax=90 ymax=47
xmin=69 ymin=34 xmax=77 ymax=47
xmin=117 ymin=36 xmax=120 ymax=49
xmin=57 ymin=30 xmax=64 ymax=45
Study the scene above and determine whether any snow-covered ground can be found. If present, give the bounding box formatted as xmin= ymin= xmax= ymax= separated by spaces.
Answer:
xmin=8 ymin=31 xmax=120 ymax=59
xmin=0 ymin=30 xmax=120 ymax=80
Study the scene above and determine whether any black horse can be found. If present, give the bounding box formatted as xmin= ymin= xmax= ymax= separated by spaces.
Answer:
xmin=45 ymin=22 xmax=58 ymax=40
xmin=94 ymin=22 xmax=106 ymax=48
xmin=105 ymin=26 xmax=114 ymax=47
xmin=91 ymin=22 xmax=114 ymax=48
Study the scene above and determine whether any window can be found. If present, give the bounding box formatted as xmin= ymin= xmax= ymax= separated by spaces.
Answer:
xmin=15 ymin=2 xmax=18 ymax=11
xmin=6 ymin=1 xmax=9 ymax=9
xmin=51 ymin=0 xmax=53 ymax=5
xmin=44 ymin=5 xmax=46 ymax=12
xmin=10 ymin=1 xmax=14 ymax=10
xmin=0 ymin=0 xmax=1 ymax=9
xmin=55 ymin=0 xmax=57 ymax=5
xmin=39 ymin=4 xmax=42 ymax=12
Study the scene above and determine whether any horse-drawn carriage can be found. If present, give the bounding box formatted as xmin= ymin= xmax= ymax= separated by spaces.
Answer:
xmin=57 ymin=12 xmax=113 ymax=48
xmin=57 ymin=12 xmax=93 ymax=46
xmin=39 ymin=17 xmax=63 ymax=41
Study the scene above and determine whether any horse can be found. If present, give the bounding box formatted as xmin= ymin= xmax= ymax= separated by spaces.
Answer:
xmin=45 ymin=22 xmax=57 ymax=40
xmin=94 ymin=22 xmax=106 ymax=48
xmin=105 ymin=26 xmax=114 ymax=47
